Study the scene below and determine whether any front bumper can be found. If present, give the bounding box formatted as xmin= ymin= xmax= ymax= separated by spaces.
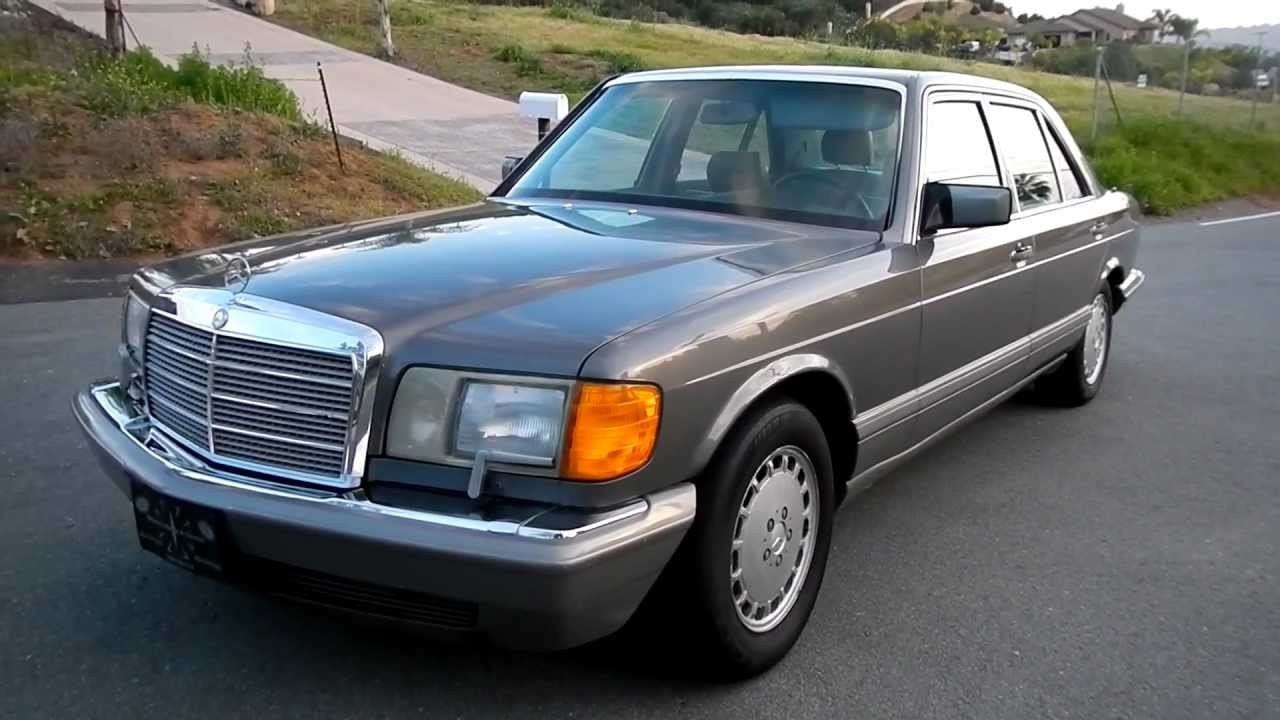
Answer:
xmin=1119 ymin=268 xmax=1145 ymax=301
xmin=74 ymin=382 xmax=695 ymax=650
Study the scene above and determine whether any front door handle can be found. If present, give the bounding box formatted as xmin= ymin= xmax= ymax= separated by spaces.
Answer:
xmin=1010 ymin=242 xmax=1034 ymax=264
xmin=1091 ymin=221 xmax=1109 ymax=236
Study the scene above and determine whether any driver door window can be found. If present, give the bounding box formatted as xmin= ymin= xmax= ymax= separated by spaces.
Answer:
xmin=924 ymin=101 xmax=1001 ymax=186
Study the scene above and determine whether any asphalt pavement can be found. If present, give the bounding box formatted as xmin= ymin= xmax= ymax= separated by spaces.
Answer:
xmin=2 ymin=215 xmax=1279 ymax=719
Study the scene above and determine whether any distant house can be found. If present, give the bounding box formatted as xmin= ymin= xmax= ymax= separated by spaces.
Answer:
xmin=1068 ymin=7 xmax=1159 ymax=43
xmin=1007 ymin=17 xmax=1094 ymax=47
xmin=1007 ymin=6 xmax=1158 ymax=47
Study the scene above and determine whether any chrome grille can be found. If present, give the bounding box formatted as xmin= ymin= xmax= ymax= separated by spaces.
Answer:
xmin=143 ymin=311 xmax=356 ymax=482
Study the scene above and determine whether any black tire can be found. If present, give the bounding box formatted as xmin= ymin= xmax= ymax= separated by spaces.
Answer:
xmin=1036 ymin=287 xmax=1113 ymax=406
xmin=673 ymin=398 xmax=835 ymax=679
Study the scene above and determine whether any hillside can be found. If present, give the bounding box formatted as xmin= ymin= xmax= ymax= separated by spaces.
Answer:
xmin=274 ymin=1 xmax=1279 ymax=129
xmin=1 ymin=5 xmax=480 ymax=259
xmin=1203 ymin=25 xmax=1280 ymax=52
xmin=270 ymin=0 xmax=1280 ymax=214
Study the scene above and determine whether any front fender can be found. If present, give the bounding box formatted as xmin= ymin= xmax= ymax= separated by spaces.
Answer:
xmin=689 ymin=353 xmax=854 ymax=474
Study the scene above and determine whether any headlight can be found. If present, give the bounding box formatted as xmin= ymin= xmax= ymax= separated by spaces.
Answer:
xmin=454 ymin=382 xmax=566 ymax=465
xmin=122 ymin=292 xmax=149 ymax=355
xmin=386 ymin=369 xmax=661 ymax=481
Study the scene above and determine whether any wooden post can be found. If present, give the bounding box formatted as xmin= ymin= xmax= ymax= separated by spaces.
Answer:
xmin=104 ymin=0 xmax=125 ymax=56
xmin=1249 ymin=31 xmax=1265 ymax=130
xmin=317 ymin=63 xmax=346 ymax=174
xmin=1177 ymin=39 xmax=1190 ymax=117
xmin=376 ymin=0 xmax=395 ymax=58
xmin=1090 ymin=45 xmax=1102 ymax=141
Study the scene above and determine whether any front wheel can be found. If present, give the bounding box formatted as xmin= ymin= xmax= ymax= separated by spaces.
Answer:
xmin=1036 ymin=288 xmax=1113 ymax=406
xmin=678 ymin=399 xmax=835 ymax=678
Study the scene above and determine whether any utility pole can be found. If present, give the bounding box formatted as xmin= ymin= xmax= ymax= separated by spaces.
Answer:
xmin=1249 ymin=31 xmax=1266 ymax=129
xmin=104 ymin=0 xmax=124 ymax=56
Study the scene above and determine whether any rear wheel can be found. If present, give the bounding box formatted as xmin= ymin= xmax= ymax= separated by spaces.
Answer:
xmin=1036 ymin=288 xmax=1112 ymax=406
xmin=677 ymin=399 xmax=835 ymax=678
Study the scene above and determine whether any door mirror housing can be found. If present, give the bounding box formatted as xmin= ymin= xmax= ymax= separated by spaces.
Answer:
xmin=501 ymin=155 xmax=523 ymax=179
xmin=920 ymin=182 xmax=1012 ymax=235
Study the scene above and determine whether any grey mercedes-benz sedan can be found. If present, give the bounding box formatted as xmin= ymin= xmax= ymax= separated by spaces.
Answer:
xmin=75 ymin=66 xmax=1142 ymax=677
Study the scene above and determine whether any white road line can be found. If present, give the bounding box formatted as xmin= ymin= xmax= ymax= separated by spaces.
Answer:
xmin=1199 ymin=210 xmax=1280 ymax=227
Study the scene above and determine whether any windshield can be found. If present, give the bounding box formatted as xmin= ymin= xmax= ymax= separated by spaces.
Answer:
xmin=504 ymin=79 xmax=903 ymax=231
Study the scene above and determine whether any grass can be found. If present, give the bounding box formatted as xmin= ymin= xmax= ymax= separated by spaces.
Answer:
xmin=0 ymin=7 xmax=480 ymax=259
xmin=271 ymin=0 xmax=1280 ymax=213
xmin=1088 ymin=120 xmax=1280 ymax=215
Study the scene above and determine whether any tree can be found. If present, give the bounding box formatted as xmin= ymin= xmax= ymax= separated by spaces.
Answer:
xmin=376 ymin=0 xmax=395 ymax=58
xmin=1168 ymin=15 xmax=1203 ymax=45
xmin=1150 ymin=8 xmax=1174 ymax=40
xmin=1016 ymin=13 xmax=1044 ymax=24
xmin=1169 ymin=15 xmax=1207 ymax=115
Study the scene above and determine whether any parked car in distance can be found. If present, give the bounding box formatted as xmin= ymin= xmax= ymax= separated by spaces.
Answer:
xmin=75 ymin=66 xmax=1143 ymax=678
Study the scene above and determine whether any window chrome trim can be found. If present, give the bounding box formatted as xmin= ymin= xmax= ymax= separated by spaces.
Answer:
xmin=583 ymin=71 xmax=909 ymax=232
xmin=141 ymin=287 xmax=384 ymax=490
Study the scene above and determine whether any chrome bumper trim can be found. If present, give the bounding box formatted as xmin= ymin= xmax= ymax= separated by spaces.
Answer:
xmin=1119 ymin=268 xmax=1145 ymax=300
xmin=86 ymin=381 xmax=684 ymax=542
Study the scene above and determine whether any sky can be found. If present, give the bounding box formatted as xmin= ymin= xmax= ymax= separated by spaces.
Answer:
xmin=1005 ymin=0 xmax=1278 ymax=29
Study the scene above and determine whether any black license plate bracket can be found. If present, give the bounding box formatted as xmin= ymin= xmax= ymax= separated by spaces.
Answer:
xmin=131 ymin=482 xmax=228 ymax=576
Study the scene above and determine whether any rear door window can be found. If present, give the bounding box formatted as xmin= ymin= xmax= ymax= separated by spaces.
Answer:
xmin=986 ymin=104 xmax=1061 ymax=211
xmin=1044 ymin=126 xmax=1088 ymax=201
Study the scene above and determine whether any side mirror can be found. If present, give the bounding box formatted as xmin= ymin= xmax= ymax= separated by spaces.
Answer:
xmin=501 ymin=155 xmax=523 ymax=179
xmin=920 ymin=182 xmax=1012 ymax=235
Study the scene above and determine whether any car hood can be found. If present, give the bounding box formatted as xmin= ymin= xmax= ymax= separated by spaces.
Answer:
xmin=139 ymin=200 xmax=879 ymax=376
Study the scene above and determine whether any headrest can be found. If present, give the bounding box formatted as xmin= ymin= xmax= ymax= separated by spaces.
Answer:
xmin=822 ymin=130 xmax=872 ymax=166
xmin=707 ymin=151 xmax=765 ymax=194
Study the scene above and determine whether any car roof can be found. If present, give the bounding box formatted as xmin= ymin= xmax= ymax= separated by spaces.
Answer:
xmin=612 ymin=65 xmax=1041 ymax=101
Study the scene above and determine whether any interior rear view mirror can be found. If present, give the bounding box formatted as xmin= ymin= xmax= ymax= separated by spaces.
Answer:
xmin=920 ymin=182 xmax=1012 ymax=235
xmin=699 ymin=100 xmax=758 ymax=125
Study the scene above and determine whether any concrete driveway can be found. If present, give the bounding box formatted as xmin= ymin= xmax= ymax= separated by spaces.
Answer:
xmin=2 ymin=214 xmax=1279 ymax=718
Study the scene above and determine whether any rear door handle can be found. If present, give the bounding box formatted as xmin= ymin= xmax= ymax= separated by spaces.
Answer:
xmin=1091 ymin=221 xmax=1109 ymax=236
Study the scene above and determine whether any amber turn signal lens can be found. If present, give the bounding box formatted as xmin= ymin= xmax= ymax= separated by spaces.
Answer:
xmin=564 ymin=383 xmax=661 ymax=481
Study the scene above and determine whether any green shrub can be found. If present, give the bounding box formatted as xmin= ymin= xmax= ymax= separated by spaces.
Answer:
xmin=79 ymin=50 xmax=178 ymax=116
xmin=171 ymin=53 xmax=301 ymax=119
xmin=547 ymin=2 xmax=592 ymax=22
xmin=586 ymin=48 xmax=648 ymax=74
xmin=264 ymin=138 xmax=303 ymax=176
xmin=493 ymin=44 xmax=543 ymax=76
xmin=494 ymin=44 xmax=535 ymax=64
xmin=1087 ymin=119 xmax=1280 ymax=214
xmin=75 ymin=48 xmax=301 ymax=119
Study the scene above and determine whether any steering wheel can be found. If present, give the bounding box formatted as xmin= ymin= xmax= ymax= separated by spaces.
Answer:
xmin=772 ymin=171 xmax=874 ymax=218
xmin=772 ymin=171 xmax=845 ymax=206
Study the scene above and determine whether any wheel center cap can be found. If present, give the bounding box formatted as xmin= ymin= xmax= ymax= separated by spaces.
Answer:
xmin=770 ymin=530 xmax=786 ymax=556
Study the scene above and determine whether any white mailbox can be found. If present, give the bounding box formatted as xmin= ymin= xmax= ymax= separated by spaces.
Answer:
xmin=519 ymin=92 xmax=570 ymax=140
xmin=518 ymin=92 xmax=569 ymax=122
